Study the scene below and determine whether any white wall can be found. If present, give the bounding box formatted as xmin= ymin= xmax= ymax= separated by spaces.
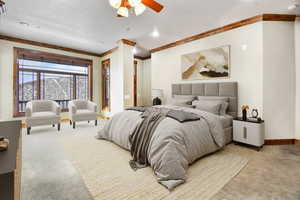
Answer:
xmin=151 ymin=21 xmax=297 ymax=140
xmin=99 ymin=41 xmax=136 ymax=116
xmin=120 ymin=42 xmax=134 ymax=108
xmin=142 ymin=59 xmax=152 ymax=106
xmin=295 ymin=18 xmax=300 ymax=140
xmin=0 ymin=39 xmax=101 ymax=121
xmin=135 ymin=59 xmax=143 ymax=106
xmin=137 ymin=59 xmax=152 ymax=106
xmin=151 ymin=22 xmax=264 ymax=117
xmin=100 ymin=48 xmax=124 ymax=116
xmin=263 ymin=21 xmax=295 ymax=139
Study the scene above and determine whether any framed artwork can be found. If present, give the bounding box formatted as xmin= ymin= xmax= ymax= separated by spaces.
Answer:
xmin=181 ymin=45 xmax=230 ymax=80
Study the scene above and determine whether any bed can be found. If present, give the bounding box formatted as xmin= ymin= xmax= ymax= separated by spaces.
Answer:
xmin=97 ymin=82 xmax=238 ymax=190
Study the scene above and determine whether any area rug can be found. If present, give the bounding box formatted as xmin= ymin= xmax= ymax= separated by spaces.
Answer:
xmin=59 ymin=126 xmax=248 ymax=200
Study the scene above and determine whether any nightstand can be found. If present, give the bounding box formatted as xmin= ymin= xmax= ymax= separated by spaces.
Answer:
xmin=233 ymin=118 xmax=265 ymax=150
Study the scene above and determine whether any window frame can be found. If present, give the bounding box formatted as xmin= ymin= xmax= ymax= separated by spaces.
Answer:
xmin=13 ymin=47 xmax=93 ymax=117
xmin=101 ymin=59 xmax=111 ymax=111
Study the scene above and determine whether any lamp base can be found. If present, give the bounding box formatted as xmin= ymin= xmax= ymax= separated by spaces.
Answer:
xmin=153 ymin=97 xmax=162 ymax=106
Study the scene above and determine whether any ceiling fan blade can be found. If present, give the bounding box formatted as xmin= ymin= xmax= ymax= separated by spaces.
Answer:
xmin=141 ymin=0 xmax=164 ymax=12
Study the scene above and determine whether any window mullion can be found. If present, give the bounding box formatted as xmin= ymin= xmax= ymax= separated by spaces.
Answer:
xmin=73 ymin=75 xmax=77 ymax=100
xmin=37 ymin=72 xmax=41 ymax=100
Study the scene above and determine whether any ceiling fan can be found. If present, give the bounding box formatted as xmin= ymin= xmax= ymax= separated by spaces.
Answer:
xmin=109 ymin=0 xmax=164 ymax=17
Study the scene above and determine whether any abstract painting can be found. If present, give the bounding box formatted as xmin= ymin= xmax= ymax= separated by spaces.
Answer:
xmin=181 ymin=46 xmax=230 ymax=80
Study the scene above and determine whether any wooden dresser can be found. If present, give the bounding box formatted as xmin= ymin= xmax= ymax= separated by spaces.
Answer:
xmin=0 ymin=120 xmax=22 ymax=200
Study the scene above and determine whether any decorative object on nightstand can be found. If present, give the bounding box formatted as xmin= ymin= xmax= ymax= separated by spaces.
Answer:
xmin=0 ymin=137 xmax=9 ymax=152
xmin=152 ymin=89 xmax=163 ymax=106
xmin=241 ymin=105 xmax=249 ymax=121
xmin=233 ymin=117 xmax=265 ymax=151
xmin=251 ymin=109 xmax=259 ymax=118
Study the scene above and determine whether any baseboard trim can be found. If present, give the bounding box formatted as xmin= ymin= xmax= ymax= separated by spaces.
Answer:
xmin=19 ymin=122 xmax=300 ymax=145
xmin=265 ymin=139 xmax=295 ymax=145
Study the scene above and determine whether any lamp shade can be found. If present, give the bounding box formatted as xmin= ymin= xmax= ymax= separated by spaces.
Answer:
xmin=152 ymin=89 xmax=163 ymax=98
xmin=109 ymin=0 xmax=121 ymax=9
xmin=117 ymin=6 xmax=129 ymax=17
xmin=134 ymin=3 xmax=146 ymax=16
xmin=128 ymin=0 xmax=141 ymax=7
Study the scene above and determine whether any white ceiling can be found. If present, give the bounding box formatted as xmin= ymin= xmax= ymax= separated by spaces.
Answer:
xmin=0 ymin=0 xmax=299 ymax=57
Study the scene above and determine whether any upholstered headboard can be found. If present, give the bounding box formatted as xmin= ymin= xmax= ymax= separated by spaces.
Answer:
xmin=172 ymin=82 xmax=238 ymax=117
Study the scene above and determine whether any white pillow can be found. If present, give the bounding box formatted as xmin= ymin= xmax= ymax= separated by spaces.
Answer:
xmin=173 ymin=95 xmax=196 ymax=105
xmin=197 ymin=96 xmax=229 ymax=115
xmin=192 ymin=100 xmax=222 ymax=115
xmin=219 ymin=102 xmax=229 ymax=116
xmin=170 ymin=98 xmax=194 ymax=108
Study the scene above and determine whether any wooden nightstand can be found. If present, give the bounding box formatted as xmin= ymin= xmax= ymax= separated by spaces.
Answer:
xmin=233 ymin=118 xmax=265 ymax=151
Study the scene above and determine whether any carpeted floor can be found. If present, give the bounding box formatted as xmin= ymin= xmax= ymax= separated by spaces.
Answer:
xmin=21 ymin=120 xmax=300 ymax=200
xmin=60 ymin=131 xmax=248 ymax=200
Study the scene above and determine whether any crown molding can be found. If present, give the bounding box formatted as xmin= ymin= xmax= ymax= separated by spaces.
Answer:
xmin=150 ymin=14 xmax=296 ymax=54
xmin=121 ymin=39 xmax=137 ymax=46
xmin=99 ymin=47 xmax=118 ymax=57
xmin=262 ymin=14 xmax=296 ymax=21
xmin=0 ymin=34 xmax=102 ymax=57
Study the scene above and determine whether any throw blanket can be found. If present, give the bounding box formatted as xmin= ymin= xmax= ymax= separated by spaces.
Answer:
xmin=97 ymin=105 xmax=225 ymax=190
xmin=129 ymin=108 xmax=168 ymax=170
xmin=126 ymin=107 xmax=200 ymax=123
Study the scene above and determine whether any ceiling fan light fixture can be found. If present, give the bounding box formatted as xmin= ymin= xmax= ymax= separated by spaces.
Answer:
xmin=117 ymin=6 xmax=129 ymax=17
xmin=109 ymin=0 xmax=122 ymax=9
xmin=135 ymin=3 xmax=146 ymax=16
xmin=128 ymin=0 xmax=141 ymax=7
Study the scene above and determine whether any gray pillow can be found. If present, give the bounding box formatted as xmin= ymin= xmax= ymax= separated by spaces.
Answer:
xmin=219 ymin=102 xmax=229 ymax=115
xmin=192 ymin=100 xmax=222 ymax=115
xmin=174 ymin=95 xmax=196 ymax=105
xmin=170 ymin=98 xmax=195 ymax=108
xmin=197 ymin=96 xmax=229 ymax=115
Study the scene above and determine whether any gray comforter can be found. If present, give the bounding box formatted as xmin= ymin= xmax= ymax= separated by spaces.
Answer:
xmin=97 ymin=105 xmax=225 ymax=190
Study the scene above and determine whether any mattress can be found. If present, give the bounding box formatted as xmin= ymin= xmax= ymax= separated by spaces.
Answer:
xmin=219 ymin=115 xmax=233 ymax=128
xmin=224 ymin=127 xmax=233 ymax=144
xmin=218 ymin=115 xmax=233 ymax=144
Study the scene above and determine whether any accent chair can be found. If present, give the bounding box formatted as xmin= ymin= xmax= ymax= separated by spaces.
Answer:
xmin=68 ymin=100 xmax=98 ymax=129
xmin=25 ymin=100 xmax=61 ymax=135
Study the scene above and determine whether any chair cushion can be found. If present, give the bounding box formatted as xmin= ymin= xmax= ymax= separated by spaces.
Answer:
xmin=77 ymin=109 xmax=94 ymax=115
xmin=26 ymin=111 xmax=60 ymax=127
xmin=31 ymin=112 xmax=57 ymax=118
xmin=72 ymin=109 xmax=97 ymax=122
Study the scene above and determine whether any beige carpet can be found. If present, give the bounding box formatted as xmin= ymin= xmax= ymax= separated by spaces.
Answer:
xmin=59 ymin=127 xmax=248 ymax=200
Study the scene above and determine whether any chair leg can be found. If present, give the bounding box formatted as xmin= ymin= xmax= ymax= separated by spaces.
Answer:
xmin=27 ymin=127 xmax=31 ymax=135
xmin=73 ymin=122 xmax=76 ymax=129
xmin=69 ymin=120 xmax=72 ymax=126
xmin=95 ymin=120 xmax=97 ymax=126
xmin=88 ymin=121 xmax=90 ymax=123
xmin=52 ymin=124 xmax=55 ymax=127
xmin=58 ymin=123 xmax=61 ymax=131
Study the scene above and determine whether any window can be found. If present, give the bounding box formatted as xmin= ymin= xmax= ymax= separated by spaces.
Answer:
xmin=101 ymin=59 xmax=110 ymax=111
xmin=13 ymin=48 xmax=93 ymax=117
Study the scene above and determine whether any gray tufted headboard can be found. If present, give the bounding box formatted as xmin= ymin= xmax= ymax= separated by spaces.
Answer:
xmin=172 ymin=82 xmax=238 ymax=117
